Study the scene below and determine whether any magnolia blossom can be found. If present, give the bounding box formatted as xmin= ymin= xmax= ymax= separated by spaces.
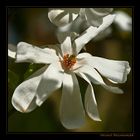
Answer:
xmin=48 ymin=8 xmax=114 ymax=43
xmin=48 ymin=8 xmax=113 ymax=27
xmin=12 ymin=35 xmax=130 ymax=129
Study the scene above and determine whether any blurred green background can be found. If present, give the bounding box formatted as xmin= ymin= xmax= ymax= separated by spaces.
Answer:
xmin=8 ymin=8 xmax=133 ymax=132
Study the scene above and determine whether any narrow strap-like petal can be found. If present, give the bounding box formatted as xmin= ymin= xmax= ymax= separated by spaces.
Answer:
xmin=73 ymin=14 xmax=115 ymax=54
xmin=36 ymin=62 xmax=63 ymax=106
xmin=16 ymin=42 xmax=59 ymax=64
xmin=75 ymin=65 xmax=123 ymax=94
xmin=77 ymin=72 xmax=101 ymax=121
xmin=60 ymin=36 xmax=73 ymax=56
xmin=11 ymin=66 xmax=47 ymax=113
xmin=77 ymin=53 xmax=131 ymax=83
xmin=60 ymin=72 xmax=85 ymax=129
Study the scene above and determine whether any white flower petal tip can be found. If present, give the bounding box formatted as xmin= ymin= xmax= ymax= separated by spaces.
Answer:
xmin=88 ymin=114 xmax=102 ymax=122
xmin=36 ymin=100 xmax=43 ymax=106
xmin=102 ymin=85 xmax=124 ymax=94
xmin=8 ymin=44 xmax=16 ymax=59
xmin=122 ymin=61 xmax=131 ymax=82
xmin=60 ymin=73 xmax=85 ymax=129
xmin=61 ymin=120 xmax=85 ymax=129
xmin=95 ymin=118 xmax=102 ymax=122
xmin=12 ymin=97 xmax=36 ymax=113
xmin=16 ymin=42 xmax=59 ymax=64
xmin=99 ymin=14 xmax=116 ymax=31
xmin=48 ymin=9 xmax=79 ymax=27
xmin=114 ymin=11 xmax=132 ymax=31
xmin=17 ymin=41 xmax=28 ymax=47
xmin=11 ymin=75 xmax=42 ymax=113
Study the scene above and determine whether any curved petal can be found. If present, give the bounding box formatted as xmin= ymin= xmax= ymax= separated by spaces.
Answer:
xmin=11 ymin=66 xmax=47 ymax=113
xmin=73 ymin=14 xmax=115 ymax=54
xmin=78 ymin=54 xmax=131 ymax=83
xmin=77 ymin=72 xmax=101 ymax=121
xmin=85 ymin=8 xmax=113 ymax=27
xmin=75 ymin=65 xmax=123 ymax=94
xmin=60 ymin=72 xmax=85 ymax=129
xmin=16 ymin=42 xmax=59 ymax=64
xmin=48 ymin=9 xmax=79 ymax=27
xmin=36 ymin=62 xmax=63 ymax=106
xmin=60 ymin=36 xmax=73 ymax=56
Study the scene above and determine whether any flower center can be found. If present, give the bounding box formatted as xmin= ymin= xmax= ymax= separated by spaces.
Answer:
xmin=60 ymin=54 xmax=76 ymax=70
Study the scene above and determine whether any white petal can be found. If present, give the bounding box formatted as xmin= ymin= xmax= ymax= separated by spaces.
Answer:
xmin=48 ymin=9 xmax=79 ymax=27
xmin=73 ymin=26 xmax=98 ymax=54
xmin=60 ymin=36 xmax=73 ymax=56
xmin=8 ymin=44 xmax=16 ymax=59
xmin=11 ymin=66 xmax=47 ymax=113
xmin=85 ymin=8 xmax=113 ymax=27
xmin=77 ymin=52 xmax=92 ymax=59
xmin=81 ymin=54 xmax=131 ymax=83
xmin=36 ymin=63 xmax=63 ymax=106
xmin=98 ymin=14 xmax=115 ymax=32
xmin=60 ymin=72 xmax=85 ymax=129
xmin=114 ymin=11 xmax=132 ymax=31
xmin=75 ymin=65 xmax=123 ymax=94
xmin=108 ymin=79 xmax=118 ymax=84
xmin=74 ymin=14 xmax=115 ymax=54
xmin=72 ymin=53 xmax=91 ymax=70
xmin=16 ymin=42 xmax=59 ymax=64
xmin=77 ymin=72 xmax=101 ymax=121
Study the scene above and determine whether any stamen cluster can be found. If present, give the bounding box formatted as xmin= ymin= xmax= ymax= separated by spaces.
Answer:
xmin=61 ymin=54 xmax=76 ymax=70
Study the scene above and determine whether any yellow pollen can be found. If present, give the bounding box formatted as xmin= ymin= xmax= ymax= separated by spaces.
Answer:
xmin=61 ymin=54 xmax=76 ymax=70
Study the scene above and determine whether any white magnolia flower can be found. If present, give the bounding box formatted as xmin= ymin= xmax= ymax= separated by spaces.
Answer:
xmin=48 ymin=8 xmax=115 ymax=43
xmin=12 ymin=35 xmax=130 ymax=129
xmin=48 ymin=8 xmax=113 ymax=27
